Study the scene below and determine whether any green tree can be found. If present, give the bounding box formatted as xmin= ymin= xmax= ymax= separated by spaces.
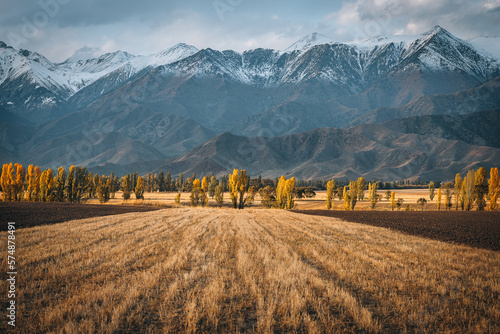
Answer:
xmin=158 ymin=171 xmax=165 ymax=192
xmin=177 ymin=173 xmax=183 ymax=192
xmin=208 ymin=176 xmax=218 ymax=199
xmin=417 ymin=198 xmax=427 ymax=211
xmin=135 ymin=177 xmax=145 ymax=200
xmin=444 ymin=187 xmax=452 ymax=210
xmin=245 ymin=186 xmax=258 ymax=206
xmin=349 ymin=181 xmax=358 ymax=210
xmin=190 ymin=179 xmax=201 ymax=207
xmin=459 ymin=181 xmax=466 ymax=210
xmin=259 ymin=186 xmax=275 ymax=208
xmin=385 ymin=190 xmax=391 ymax=201
xmin=453 ymin=174 xmax=462 ymax=210
xmin=214 ymin=185 xmax=224 ymax=208
xmin=122 ymin=175 xmax=131 ymax=200
xmin=97 ymin=178 xmax=111 ymax=203
xmin=396 ymin=198 xmax=404 ymax=210
xmin=165 ymin=171 xmax=172 ymax=192
xmin=429 ymin=181 xmax=435 ymax=201
xmin=474 ymin=167 xmax=488 ymax=211
xmin=464 ymin=170 xmax=475 ymax=211
xmin=368 ymin=182 xmax=378 ymax=210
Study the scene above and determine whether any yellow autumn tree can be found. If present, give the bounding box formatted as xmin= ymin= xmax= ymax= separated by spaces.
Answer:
xmin=228 ymin=169 xmax=248 ymax=209
xmin=228 ymin=169 xmax=240 ymax=209
xmin=326 ymin=180 xmax=335 ymax=210
xmin=135 ymin=177 xmax=145 ymax=200
xmin=390 ymin=191 xmax=396 ymax=211
xmin=489 ymin=167 xmax=499 ymax=211
xmin=55 ymin=166 xmax=66 ymax=202
xmin=201 ymin=176 xmax=208 ymax=207
xmin=437 ymin=187 xmax=442 ymax=210
xmin=464 ymin=170 xmax=475 ymax=211
xmin=343 ymin=186 xmax=350 ymax=211
xmin=13 ymin=163 xmax=25 ymax=201
xmin=33 ymin=166 xmax=41 ymax=202
xmin=285 ymin=177 xmax=296 ymax=209
xmin=25 ymin=164 xmax=34 ymax=201
xmin=66 ymin=165 xmax=75 ymax=202
xmin=474 ymin=168 xmax=488 ymax=211
xmin=40 ymin=169 xmax=53 ymax=202
xmin=275 ymin=176 xmax=295 ymax=209
xmin=369 ymin=182 xmax=378 ymax=209
xmin=1 ymin=163 xmax=13 ymax=202
xmin=275 ymin=176 xmax=287 ymax=209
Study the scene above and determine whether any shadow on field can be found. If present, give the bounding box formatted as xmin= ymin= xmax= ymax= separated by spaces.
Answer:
xmin=293 ymin=210 xmax=500 ymax=251
xmin=0 ymin=202 xmax=160 ymax=231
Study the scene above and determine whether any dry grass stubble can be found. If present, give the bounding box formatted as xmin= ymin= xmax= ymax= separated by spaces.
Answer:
xmin=0 ymin=208 xmax=498 ymax=333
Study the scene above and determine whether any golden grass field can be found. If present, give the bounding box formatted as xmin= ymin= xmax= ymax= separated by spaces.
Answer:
xmin=85 ymin=189 xmax=446 ymax=211
xmin=1 ymin=206 xmax=499 ymax=333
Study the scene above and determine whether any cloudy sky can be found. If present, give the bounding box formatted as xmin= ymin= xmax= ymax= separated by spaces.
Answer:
xmin=1 ymin=0 xmax=499 ymax=62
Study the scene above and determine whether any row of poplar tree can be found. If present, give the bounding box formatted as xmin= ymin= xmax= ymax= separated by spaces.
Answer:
xmin=323 ymin=168 xmax=499 ymax=211
xmin=1 ymin=163 xmax=498 ymax=211
xmin=0 ymin=163 xmax=298 ymax=209
xmin=427 ymin=167 xmax=499 ymax=211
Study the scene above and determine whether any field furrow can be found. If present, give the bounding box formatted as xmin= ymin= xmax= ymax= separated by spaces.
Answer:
xmin=1 ymin=208 xmax=498 ymax=333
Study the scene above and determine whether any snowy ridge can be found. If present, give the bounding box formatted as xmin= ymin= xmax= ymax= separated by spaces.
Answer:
xmin=283 ymin=33 xmax=335 ymax=53
xmin=1 ymin=26 xmax=499 ymax=112
xmin=0 ymin=42 xmax=199 ymax=99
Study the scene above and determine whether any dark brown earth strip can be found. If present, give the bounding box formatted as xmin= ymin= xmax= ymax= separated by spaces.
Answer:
xmin=293 ymin=210 xmax=500 ymax=251
xmin=0 ymin=202 xmax=161 ymax=231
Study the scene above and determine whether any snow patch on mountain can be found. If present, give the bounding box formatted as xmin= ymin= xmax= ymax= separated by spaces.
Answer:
xmin=0 ymin=41 xmax=199 ymax=99
xmin=283 ymin=33 xmax=334 ymax=53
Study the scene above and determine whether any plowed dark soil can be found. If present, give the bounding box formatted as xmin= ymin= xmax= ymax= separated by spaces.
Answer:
xmin=0 ymin=202 xmax=160 ymax=231
xmin=294 ymin=210 xmax=500 ymax=251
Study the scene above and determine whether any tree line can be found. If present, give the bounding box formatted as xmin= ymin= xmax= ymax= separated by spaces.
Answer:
xmin=428 ymin=167 xmax=499 ymax=211
xmin=1 ymin=163 xmax=498 ymax=211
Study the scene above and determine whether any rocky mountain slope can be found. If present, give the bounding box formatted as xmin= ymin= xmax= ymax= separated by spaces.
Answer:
xmin=148 ymin=126 xmax=500 ymax=181
xmin=1 ymin=26 xmax=499 ymax=180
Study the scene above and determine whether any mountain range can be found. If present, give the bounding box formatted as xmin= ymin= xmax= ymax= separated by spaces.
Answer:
xmin=1 ymin=26 xmax=499 ymax=181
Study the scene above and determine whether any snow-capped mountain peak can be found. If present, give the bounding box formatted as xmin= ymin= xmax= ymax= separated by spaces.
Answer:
xmin=62 ymin=46 xmax=103 ymax=64
xmin=283 ymin=32 xmax=334 ymax=53
xmin=148 ymin=43 xmax=199 ymax=66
